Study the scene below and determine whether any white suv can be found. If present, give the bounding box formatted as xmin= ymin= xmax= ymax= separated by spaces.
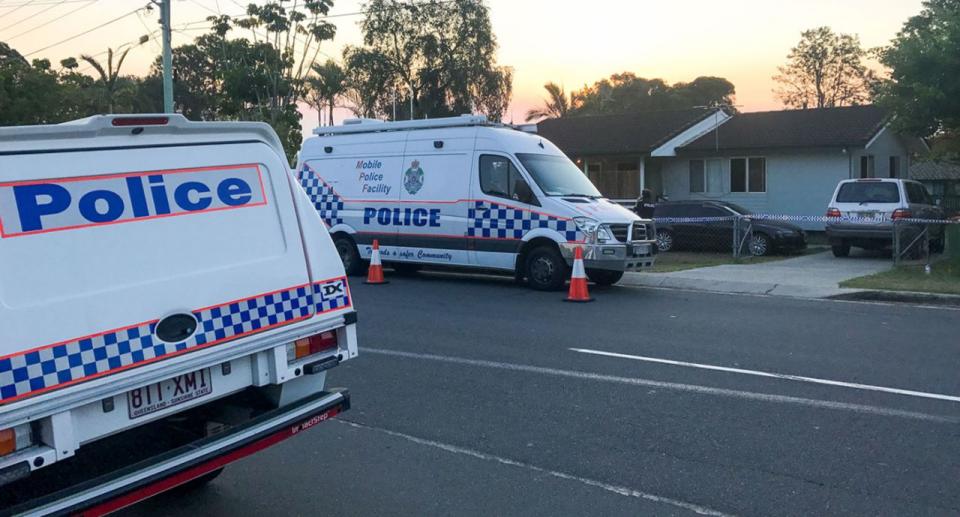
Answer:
xmin=825 ymin=178 xmax=945 ymax=257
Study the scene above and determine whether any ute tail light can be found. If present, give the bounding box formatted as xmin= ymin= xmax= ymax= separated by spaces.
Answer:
xmin=287 ymin=330 xmax=338 ymax=363
xmin=111 ymin=116 xmax=169 ymax=127
xmin=0 ymin=424 xmax=34 ymax=457
xmin=892 ymin=209 xmax=912 ymax=220
xmin=826 ymin=208 xmax=841 ymax=218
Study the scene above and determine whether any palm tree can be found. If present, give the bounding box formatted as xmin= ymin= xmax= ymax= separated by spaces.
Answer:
xmin=308 ymin=60 xmax=348 ymax=126
xmin=525 ymin=82 xmax=572 ymax=122
xmin=80 ymin=47 xmax=134 ymax=113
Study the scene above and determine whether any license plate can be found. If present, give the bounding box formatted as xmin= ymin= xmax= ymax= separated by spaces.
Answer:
xmin=127 ymin=368 xmax=213 ymax=419
xmin=857 ymin=211 xmax=883 ymax=221
xmin=632 ymin=243 xmax=651 ymax=256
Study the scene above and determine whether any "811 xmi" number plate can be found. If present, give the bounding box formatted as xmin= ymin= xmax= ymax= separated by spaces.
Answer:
xmin=127 ymin=368 xmax=213 ymax=419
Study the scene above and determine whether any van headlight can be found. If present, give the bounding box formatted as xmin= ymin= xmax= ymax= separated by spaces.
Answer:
xmin=573 ymin=217 xmax=600 ymax=236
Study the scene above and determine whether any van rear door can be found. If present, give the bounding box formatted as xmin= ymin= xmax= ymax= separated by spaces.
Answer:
xmin=0 ymin=130 xmax=312 ymax=405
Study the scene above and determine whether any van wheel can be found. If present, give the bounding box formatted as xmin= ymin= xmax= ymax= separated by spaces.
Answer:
xmin=333 ymin=234 xmax=363 ymax=276
xmin=832 ymin=243 xmax=850 ymax=258
xmin=525 ymin=245 xmax=568 ymax=291
xmin=587 ymin=269 xmax=624 ymax=286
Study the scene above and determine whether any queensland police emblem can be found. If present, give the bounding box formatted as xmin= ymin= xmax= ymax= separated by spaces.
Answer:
xmin=403 ymin=160 xmax=424 ymax=195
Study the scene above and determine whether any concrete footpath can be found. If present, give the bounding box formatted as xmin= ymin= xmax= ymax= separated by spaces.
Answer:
xmin=622 ymin=250 xmax=892 ymax=298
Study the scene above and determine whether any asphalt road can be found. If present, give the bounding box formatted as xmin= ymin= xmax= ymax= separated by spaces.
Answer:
xmin=128 ymin=272 xmax=960 ymax=516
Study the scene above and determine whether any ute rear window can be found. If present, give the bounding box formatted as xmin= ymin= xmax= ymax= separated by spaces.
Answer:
xmin=836 ymin=182 xmax=900 ymax=203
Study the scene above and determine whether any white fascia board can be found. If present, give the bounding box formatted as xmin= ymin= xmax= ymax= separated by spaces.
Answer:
xmin=864 ymin=124 xmax=888 ymax=150
xmin=650 ymin=110 xmax=732 ymax=157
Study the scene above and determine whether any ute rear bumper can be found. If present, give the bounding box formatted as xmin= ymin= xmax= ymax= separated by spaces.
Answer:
xmin=5 ymin=389 xmax=348 ymax=517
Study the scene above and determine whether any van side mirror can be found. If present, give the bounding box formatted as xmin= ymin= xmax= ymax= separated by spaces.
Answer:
xmin=513 ymin=180 xmax=539 ymax=206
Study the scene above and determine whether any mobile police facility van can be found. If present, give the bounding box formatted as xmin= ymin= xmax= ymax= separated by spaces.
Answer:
xmin=0 ymin=115 xmax=357 ymax=514
xmin=296 ymin=115 xmax=656 ymax=290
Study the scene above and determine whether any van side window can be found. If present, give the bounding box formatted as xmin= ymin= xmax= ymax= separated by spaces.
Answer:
xmin=480 ymin=155 xmax=537 ymax=205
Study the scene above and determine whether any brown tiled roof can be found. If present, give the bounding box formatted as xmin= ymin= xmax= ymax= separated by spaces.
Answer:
xmin=535 ymin=108 xmax=718 ymax=156
xmin=680 ymin=105 xmax=888 ymax=153
xmin=911 ymin=160 xmax=960 ymax=181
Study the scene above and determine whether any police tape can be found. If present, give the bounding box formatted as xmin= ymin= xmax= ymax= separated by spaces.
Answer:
xmin=652 ymin=214 xmax=960 ymax=224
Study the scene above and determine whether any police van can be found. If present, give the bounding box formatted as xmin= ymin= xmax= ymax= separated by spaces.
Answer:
xmin=296 ymin=115 xmax=656 ymax=290
xmin=0 ymin=115 xmax=357 ymax=514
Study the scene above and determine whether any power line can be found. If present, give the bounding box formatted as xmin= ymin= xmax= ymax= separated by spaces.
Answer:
xmin=0 ymin=0 xmax=62 ymax=31
xmin=23 ymin=6 xmax=144 ymax=57
xmin=1 ymin=0 xmax=90 ymax=8
xmin=5 ymin=0 xmax=98 ymax=41
xmin=0 ymin=0 xmax=36 ymax=19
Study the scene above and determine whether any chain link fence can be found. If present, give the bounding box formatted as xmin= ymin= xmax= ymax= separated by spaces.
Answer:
xmin=651 ymin=214 xmax=960 ymax=264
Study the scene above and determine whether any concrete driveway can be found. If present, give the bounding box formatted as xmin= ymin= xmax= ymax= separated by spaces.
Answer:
xmin=623 ymin=250 xmax=893 ymax=298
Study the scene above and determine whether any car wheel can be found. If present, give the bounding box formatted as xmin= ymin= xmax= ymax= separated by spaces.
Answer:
xmin=656 ymin=229 xmax=674 ymax=252
xmin=587 ymin=269 xmax=624 ymax=286
xmin=525 ymin=245 xmax=568 ymax=291
xmin=749 ymin=233 xmax=770 ymax=257
xmin=832 ymin=243 xmax=851 ymax=258
xmin=333 ymin=234 xmax=363 ymax=276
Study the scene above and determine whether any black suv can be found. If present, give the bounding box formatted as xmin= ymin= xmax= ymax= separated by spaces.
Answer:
xmin=651 ymin=201 xmax=806 ymax=256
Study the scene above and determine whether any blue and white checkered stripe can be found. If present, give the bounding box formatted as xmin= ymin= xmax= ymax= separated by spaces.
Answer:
xmin=1 ymin=279 xmax=352 ymax=403
xmin=298 ymin=164 xmax=344 ymax=226
xmin=468 ymin=201 xmax=581 ymax=241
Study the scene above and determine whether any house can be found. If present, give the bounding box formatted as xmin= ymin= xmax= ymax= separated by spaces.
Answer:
xmin=535 ymin=108 xmax=730 ymax=201
xmin=911 ymin=160 xmax=960 ymax=214
xmin=536 ymin=105 xmax=925 ymax=230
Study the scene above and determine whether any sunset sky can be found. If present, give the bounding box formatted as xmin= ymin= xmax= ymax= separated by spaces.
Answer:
xmin=2 ymin=0 xmax=925 ymax=134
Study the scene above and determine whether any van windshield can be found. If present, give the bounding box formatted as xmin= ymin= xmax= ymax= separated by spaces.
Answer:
xmin=516 ymin=153 xmax=602 ymax=197
xmin=836 ymin=182 xmax=900 ymax=203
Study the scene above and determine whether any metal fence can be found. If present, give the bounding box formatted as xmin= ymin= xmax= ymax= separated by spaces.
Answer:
xmin=650 ymin=214 xmax=960 ymax=264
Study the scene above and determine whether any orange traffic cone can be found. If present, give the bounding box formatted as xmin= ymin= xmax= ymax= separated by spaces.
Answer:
xmin=564 ymin=246 xmax=594 ymax=302
xmin=365 ymin=239 xmax=388 ymax=285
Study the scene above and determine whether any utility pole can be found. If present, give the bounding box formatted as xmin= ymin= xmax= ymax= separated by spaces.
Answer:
xmin=156 ymin=0 xmax=173 ymax=113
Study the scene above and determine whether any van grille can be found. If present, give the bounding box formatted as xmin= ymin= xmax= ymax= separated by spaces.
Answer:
xmin=608 ymin=224 xmax=629 ymax=242
xmin=630 ymin=221 xmax=648 ymax=241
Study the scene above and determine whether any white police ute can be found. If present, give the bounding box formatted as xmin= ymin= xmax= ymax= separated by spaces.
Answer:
xmin=296 ymin=115 xmax=657 ymax=290
xmin=0 ymin=115 xmax=357 ymax=514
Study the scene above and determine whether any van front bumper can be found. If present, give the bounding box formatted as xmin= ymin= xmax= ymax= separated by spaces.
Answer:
xmin=560 ymin=241 xmax=657 ymax=271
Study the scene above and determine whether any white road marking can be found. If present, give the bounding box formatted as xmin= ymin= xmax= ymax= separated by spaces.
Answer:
xmin=337 ymin=419 xmax=734 ymax=517
xmin=570 ymin=348 xmax=960 ymax=404
xmin=361 ymin=347 xmax=960 ymax=424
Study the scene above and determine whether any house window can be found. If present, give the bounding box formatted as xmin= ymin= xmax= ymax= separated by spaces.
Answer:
xmin=859 ymin=155 xmax=875 ymax=178
xmin=689 ymin=159 xmax=722 ymax=193
xmin=730 ymin=157 xmax=766 ymax=193
xmin=689 ymin=160 xmax=705 ymax=193
xmin=889 ymin=156 xmax=900 ymax=178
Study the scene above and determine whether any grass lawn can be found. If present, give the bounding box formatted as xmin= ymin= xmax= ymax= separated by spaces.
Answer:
xmin=839 ymin=257 xmax=960 ymax=296
xmin=650 ymin=247 xmax=828 ymax=273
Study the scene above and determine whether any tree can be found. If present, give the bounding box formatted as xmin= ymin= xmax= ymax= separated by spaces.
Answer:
xmin=343 ymin=0 xmax=513 ymax=120
xmin=875 ymin=0 xmax=960 ymax=139
xmin=231 ymin=1 xmax=337 ymax=128
xmin=525 ymin=82 xmax=572 ymax=122
xmin=79 ymin=47 xmax=134 ymax=113
xmin=307 ymin=60 xmax=347 ymax=125
xmin=562 ymin=73 xmax=735 ymax=116
xmin=773 ymin=27 xmax=873 ymax=109
xmin=0 ymin=50 xmax=67 ymax=125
